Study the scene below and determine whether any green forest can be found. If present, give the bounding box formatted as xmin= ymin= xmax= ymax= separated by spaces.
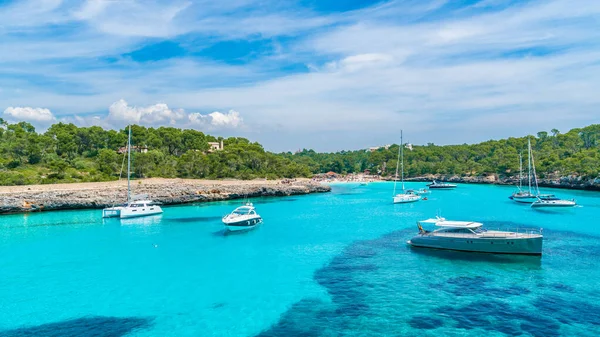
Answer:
xmin=0 ymin=118 xmax=599 ymax=185
xmin=286 ymin=125 xmax=600 ymax=180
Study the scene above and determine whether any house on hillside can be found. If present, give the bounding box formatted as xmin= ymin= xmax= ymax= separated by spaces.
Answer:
xmin=208 ymin=140 xmax=224 ymax=152
xmin=118 ymin=146 xmax=148 ymax=154
xmin=367 ymin=144 xmax=391 ymax=152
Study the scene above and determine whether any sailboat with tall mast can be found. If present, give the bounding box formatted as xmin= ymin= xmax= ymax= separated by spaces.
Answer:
xmin=393 ymin=131 xmax=421 ymax=204
xmin=102 ymin=125 xmax=163 ymax=219
xmin=509 ymin=141 xmax=538 ymax=203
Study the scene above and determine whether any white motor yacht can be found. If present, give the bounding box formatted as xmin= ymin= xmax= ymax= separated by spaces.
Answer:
xmin=427 ymin=181 xmax=457 ymax=189
xmin=223 ymin=203 xmax=263 ymax=232
xmin=407 ymin=217 xmax=543 ymax=255
xmin=392 ymin=131 xmax=422 ymax=204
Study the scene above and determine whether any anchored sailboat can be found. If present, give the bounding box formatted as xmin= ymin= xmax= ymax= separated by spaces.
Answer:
xmin=102 ymin=125 xmax=163 ymax=219
xmin=393 ymin=131 xmax=421 ymax=204
xmin=509 ymin=140 xmax=538 ymax=203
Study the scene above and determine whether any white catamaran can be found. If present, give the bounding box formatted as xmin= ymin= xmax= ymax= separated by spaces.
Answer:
xmin=393 ymin=131 xmax=421 ymax=204
xmin=102 ymin=126 xmax=163 ymax=219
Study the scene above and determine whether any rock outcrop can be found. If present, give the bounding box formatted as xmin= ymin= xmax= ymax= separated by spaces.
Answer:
xmin=0 ymin=179 xmax=331 ymax=214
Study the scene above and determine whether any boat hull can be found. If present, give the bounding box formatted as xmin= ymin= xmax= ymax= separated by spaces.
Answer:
xmin=428 ymin=185 xmax=456 ymax=189
xmin=510 ymin=196 xmax=538 ymax=204
xmin=393 ymin=195 xmax=421 ymax=203
xmin=531 ymin=202 xmax=576 ymax=209
xmin=120 ymin=207 xmax=163 ymax=219
xmin=223 ymin=217 xmax=262 ymax=232
xmin=408 ymin=235 xmax=542 ymax=255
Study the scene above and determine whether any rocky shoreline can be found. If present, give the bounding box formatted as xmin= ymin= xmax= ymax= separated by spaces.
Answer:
xmin=404 ymin=174 xmax=600 ymax=191
xmin=0 ymin=178 xmax=331 ymax=214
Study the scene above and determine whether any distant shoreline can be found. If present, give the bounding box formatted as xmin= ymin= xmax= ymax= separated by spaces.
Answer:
xmin=318 ymin=174 xmax=600 ymax=191
xmin=0 ymin=178 xmax=330 ymax=214
xmin=404 ymin=175 xmax=600 ymax=192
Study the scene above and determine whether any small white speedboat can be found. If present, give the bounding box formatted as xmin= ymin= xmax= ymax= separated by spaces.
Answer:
xmin=222 ymin=203 xmax=263 ymax=232
xmin=408 ymin=217 xmax=543 ymax=255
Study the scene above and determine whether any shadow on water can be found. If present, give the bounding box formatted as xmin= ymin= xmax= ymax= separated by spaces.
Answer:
xmin=0 ymin=316 xmax=153 ymax=337
xmin=212 ymin=226 xmax=261 ymax=237
xmin=255 ymin=227 xmax=600 ymax=336
xmin=169 ymin=216 xmax=223 ymax=223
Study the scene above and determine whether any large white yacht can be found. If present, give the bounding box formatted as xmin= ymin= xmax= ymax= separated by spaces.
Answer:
xmin=222 ymin=203 xmax=262 ymax=232
xmin=392 ymin=131 xmax=421 ymax=204
xmin=102 ymin=126 xmax=163 ymax=219
xmin=407 ymin=217 xmax=543 ymax=255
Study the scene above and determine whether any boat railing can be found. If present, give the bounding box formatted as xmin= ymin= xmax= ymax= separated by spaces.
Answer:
xmin=423 ymin=227 xmax=543 ymax=238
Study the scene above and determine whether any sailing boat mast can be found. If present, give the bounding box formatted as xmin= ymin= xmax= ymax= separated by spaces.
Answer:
xmin=527 ymin=138 xmax=532 ymax=194
xmin=518 ymin=152 xmax=523 ymax=191
xmin=401 ymin=130 xmax=405 ymax=191
xmin=127 ymin=125 xmax=132 ymax=203
xmin=530 ymin=138 xmax=540 ymax=196
xmin=393 ymin=131 xmax=402 ymax=196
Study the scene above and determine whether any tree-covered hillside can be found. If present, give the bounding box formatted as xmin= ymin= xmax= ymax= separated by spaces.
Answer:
xmin=285 ymin=125 xmax=600 ymax=179
xmin=0 ymin=120 xmax=311 ymax=185
xmin=1 ymin=119 xmax=599 ymax=186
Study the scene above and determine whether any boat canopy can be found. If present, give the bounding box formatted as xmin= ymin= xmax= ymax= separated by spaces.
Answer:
xmin=419 ymin=218 xmax=483 ymax=229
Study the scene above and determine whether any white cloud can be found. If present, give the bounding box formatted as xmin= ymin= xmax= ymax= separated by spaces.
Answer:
xmin=324 ymin=53 xmax=394 ymax=72
xmin=107 ymin=99 xmax=186 ymax=125
xmin=1 ymin=0 xmax=600 ymax=151
xmin=2 ymin=107 xmax=56 ymax=129
xmin=189 ymin=110 xmax=243 ymax=128
xmin=106 ymin=99 xmax=243 ymax=129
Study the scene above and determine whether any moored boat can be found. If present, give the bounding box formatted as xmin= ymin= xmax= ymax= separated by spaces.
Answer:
xmin=407 ymin=217 xmax=543 ymax=255
xmin=223 ymin=203 xmax=263 ymax=232
xmin=427 ymin=181 xmax=457 ymax=189
xmin=394 ymin=190 xmax=421 ymax=203
xmin=510 ymin=140 xmax=539 ymax=203
xmin=392 ymin=131 xmax=422 ymax=204
xmin=531 ymin=196 xmax=576 ymax=209
xmin=102 ymin=126 xmax=163 ymax=219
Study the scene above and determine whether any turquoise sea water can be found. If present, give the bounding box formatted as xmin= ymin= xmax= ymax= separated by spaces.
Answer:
xmin=1 ymin=182 xmax=600 ymax=336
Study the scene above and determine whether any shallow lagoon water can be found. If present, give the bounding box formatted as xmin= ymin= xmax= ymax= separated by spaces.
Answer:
xmin=1 ymin=183 xmax=599 ymax=336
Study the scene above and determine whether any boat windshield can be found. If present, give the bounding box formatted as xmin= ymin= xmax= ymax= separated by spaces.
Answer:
xmin=232 ymin=208 xmax=253 ymax=215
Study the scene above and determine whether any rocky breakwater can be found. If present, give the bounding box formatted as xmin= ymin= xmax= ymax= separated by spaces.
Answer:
xmin=406 ymin=174 xmax=600 ymax=191
xmin=0 ymin=178 xmax=331 ymax=214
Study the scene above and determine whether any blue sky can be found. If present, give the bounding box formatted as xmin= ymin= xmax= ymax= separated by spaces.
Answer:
xmin=1 ymin=0 xmax=599 ymax=152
